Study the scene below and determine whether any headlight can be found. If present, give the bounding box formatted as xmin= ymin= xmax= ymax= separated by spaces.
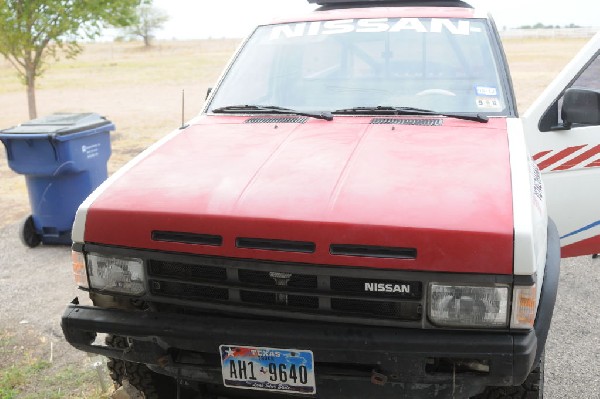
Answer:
xmin=87 ymin=253 xmax=145 ymax=296
xmin=429 ymin=284 xmax=509 ymax=328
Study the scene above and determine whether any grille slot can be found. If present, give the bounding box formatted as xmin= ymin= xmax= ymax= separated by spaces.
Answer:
xmin=240 ymin=291 xmax=319 ymax=309
xmin=330 ymin=244 xmax=416 ymax=259
xmin=148 ymin=260 xmax=227 ymax=282
xmin=245 ymin=117 xmax=308 ymax=124
xmin=236 ymin=238 xmax=316 ymax=253
xmin=152 ymin=231 xmax=222 ymax=246
xmin=371 ymin=118 xmax=443 ymax=126
xmin=151 ymin=280 xmax=229 ymax=301
xmin=331 ymin=298 xmax=422 ymax=320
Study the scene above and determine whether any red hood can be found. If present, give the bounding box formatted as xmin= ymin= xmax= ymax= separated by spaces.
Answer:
xmin=85 ymin=115 xmax=514 ymax=274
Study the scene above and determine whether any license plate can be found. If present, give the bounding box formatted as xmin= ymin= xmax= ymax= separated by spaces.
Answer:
xmin=220 ymin=345 xmax=316 ymax=395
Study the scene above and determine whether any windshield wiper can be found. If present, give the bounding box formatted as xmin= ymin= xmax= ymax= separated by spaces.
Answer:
xmin=333 ymin=106 xmax=489 ymax=123
xmin=212 ymin=105 xmax=333 ymax=121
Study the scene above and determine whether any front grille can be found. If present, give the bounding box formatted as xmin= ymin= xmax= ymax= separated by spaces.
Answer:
xmin=145 ymin=255 xmax=424 ymax=326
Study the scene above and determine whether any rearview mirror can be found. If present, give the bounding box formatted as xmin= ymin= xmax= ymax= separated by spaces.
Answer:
xmin=562 ymin=88 xmax=600 ymax=128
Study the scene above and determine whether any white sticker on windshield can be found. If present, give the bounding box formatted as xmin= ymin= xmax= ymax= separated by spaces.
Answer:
xmin=270 ymin=18 xmax=473 ymax=40
xmin=476 ymin=86 xmax=498 ymax=97
xmin=476 ymin=97 xmax=502 ymax=110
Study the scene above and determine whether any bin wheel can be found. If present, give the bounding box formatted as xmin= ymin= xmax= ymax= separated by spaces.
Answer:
xmin=20 ymin=215 xmax=41 ymax=248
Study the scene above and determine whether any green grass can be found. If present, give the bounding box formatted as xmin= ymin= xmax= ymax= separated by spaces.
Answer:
xmin=0 ymin=361 xmax=49 ymax=399
xmin=0 ymin=360 xmax=109 ymax=399
xmin=0 ymin=367 xmax=20 ymax=399
xmin=0 ymin=330 xmax=109 ymax=399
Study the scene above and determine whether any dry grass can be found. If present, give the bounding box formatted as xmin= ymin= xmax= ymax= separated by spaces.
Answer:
xmin=503 ymin=37 xmax=588 ymax=112
xmin=0 ymin=37 xmax=591 ymax=229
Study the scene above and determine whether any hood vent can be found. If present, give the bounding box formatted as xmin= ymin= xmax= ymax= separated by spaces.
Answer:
xmin=245 ymin=117 xmax=308 ymax=124
xmin=371 ymin=118 xmax=443 ymax=126
xmin=330 ymin=244 xmax=416 ymax=259
xmin=152 ymin=231 xmax=223 ymax=246
xmin=236 ymin=237 xmax=316 ymax=253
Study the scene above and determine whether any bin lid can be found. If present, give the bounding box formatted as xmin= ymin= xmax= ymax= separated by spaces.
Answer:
xmin=0 ymin=113 xmax=112 ymax=136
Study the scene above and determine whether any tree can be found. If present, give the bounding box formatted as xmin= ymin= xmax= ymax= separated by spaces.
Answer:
xmin=125 ymin=5 xmax=169 ymax=47
xmin=0 ymin=0 xmax=144 ymax=119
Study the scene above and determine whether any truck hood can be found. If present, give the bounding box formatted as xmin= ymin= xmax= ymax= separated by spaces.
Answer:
xmin=83 ymin=115 xmax=514 ymax=274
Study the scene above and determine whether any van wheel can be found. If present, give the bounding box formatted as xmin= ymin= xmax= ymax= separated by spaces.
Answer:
xmin=106 ymin=335 xmax=193 ymax=399
xmin=473 ymin=353 xmax=544 ymax=398
xmin=20 ymin=215 xmax=41 ymax=248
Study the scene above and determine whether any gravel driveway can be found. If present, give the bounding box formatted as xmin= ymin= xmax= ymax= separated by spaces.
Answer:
xmin=0 ymin=222 xmax=87 ymax=369
xmin=0 ymin=221 xmax=598 ymax=397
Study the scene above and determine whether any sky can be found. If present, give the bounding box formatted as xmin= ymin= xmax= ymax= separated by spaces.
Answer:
xmin=151 ymin=0 xmax=600 ymax=40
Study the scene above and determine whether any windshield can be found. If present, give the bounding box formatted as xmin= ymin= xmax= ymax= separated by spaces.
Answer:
xmin=208 ymin=18 xmax=509 ymax=115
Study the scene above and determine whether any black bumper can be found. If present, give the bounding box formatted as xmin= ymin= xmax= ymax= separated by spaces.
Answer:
xmin=61 ymin=221 xmax=560 ymax=399
xmin=62 ymin=302 xmax=535 ymax=399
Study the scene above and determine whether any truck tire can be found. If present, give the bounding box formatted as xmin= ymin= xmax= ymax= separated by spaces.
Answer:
xmin=105 ymin=335 xmax=185 ymax=399
xmin=473 ymin=353 xmax=544 ymax=399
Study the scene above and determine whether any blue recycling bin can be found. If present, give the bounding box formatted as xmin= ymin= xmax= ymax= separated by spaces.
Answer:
xmin=0 ymin=113 xmax=114 ymax=247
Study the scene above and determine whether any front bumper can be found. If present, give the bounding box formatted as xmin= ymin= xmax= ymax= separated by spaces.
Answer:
xmin=62 ymin=220 xmax=560 ymax=399
xmin=62 ymin=301 xmax=535 ymax=399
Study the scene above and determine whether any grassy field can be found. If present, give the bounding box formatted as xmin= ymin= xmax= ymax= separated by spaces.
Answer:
xmin=0 ymin=36 xmax=592 ymax=398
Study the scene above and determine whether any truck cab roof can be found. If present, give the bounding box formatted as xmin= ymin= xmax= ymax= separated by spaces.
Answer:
xmin=269 ymin=1 xmax=486 ymax=26
xmin=309 ymin=0 xmax=473 ymax=8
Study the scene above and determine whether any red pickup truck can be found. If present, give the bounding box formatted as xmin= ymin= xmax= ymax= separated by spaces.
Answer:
xmin=61 ymin=1 xmax=600 ymax=398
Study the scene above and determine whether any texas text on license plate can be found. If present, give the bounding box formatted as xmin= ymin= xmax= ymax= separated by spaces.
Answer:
xmin=220 ymin=345 xmax=316 ymax=395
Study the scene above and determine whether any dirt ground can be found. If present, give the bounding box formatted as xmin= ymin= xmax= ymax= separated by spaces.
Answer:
xmin=0 ymin=36 xmax=594 ymax=397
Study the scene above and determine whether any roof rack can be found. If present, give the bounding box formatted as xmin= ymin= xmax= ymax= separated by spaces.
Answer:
xmin=307 ymin=0 xmax=471 ymax=6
